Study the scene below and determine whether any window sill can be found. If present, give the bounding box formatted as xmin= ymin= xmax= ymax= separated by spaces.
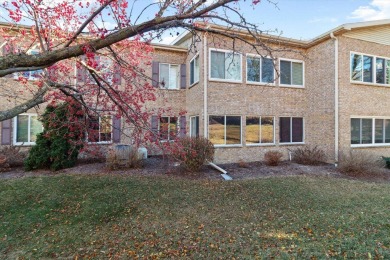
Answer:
xmin=279 ymin=142 xmax=305 ymax=146
xmin=14 ymin=143 xmax=35 ymax=146
xmin=246 ymin=143 xmax=276 ymax=147
xmin=350 ymin=81 xmax=390 ymax=88
xmin=278 ymin=84 xmax=305 ymax=89
xmin=351 ymin=143 xmax=390 ymax=148
xmin=189 ymin=81 xmax=199 ymax=89
xmin=88 ymin=142 xmax=113 ymax=145
xmin=209 ymin=78 xmax=243 ymax=84
xmin=159 ymin=88 xmax=182 ymax=91
xmin=214 ymin=144 xmax=243 ymax=148
xmin=246 ymin=81 xmax=275 ymax=86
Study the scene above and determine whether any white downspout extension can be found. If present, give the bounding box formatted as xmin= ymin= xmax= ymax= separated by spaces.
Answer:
xmin=203 ymin=32 xmax=208 ymax=138
xmin=330 ymin=32 xmax=339 ymax=166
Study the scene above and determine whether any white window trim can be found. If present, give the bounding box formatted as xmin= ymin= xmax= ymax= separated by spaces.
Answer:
xmin=208 ymin=115 xmax=242 ymax=147
xmin=209 ymin=48 xmax=243 ymax=83
xmin=13 ymin=113 xmax=43 ymax=146
xmin=351 ymin=116 xmax=390 ymax=147
xmin=158 ymin=116 xmax=178 ymax=142
xmin=159 ymin=63 xmax=180 ymax=90
xmin=350 ymin=51 xmax=390 ymax=87
xmin=87 ymin=115 xmax=113 ymax=144
xmin=245 ymin=116 xmax=276 ymax=146
xmin=189 ymin=54 xmax=200 ymax=87
xmin=278 ymin=58 xmax=305 ymax=88
xmin=189 ymin=115 xmax=199 ymax=137
xmin=279 ymin=116 xmax=305 ymax=145
xmin=246 ymin=54 xmax=276 ymax=86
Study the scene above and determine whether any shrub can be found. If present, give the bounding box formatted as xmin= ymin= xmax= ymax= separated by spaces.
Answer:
xmin=106 ymin=146 xmax=143 ymax=170
xmin=264 ymin=151 xmax=283 ymax=166
xmin=382 ymin=156 xmax=390 ymax=169
xmin=339 ymin=151 xmax=384 ymax=176
xmin=290 ymin=146 xmax=327 ymax=165
xmin=0 ymin=146 xmax=27 ymax=171
xmin=171 ymin=137 xmax=214 ymax=172
xmin=238 ymin=159 xmax=249 ymax=168
xmin=25 ymin=101 xmax=85 ymax=171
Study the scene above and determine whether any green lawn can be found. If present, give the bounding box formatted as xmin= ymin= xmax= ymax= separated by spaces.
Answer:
xmin=1 ymin=175 xmax=389 ymax=258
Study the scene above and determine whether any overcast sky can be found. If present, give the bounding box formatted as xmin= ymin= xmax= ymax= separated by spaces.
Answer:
xmin=159 ymin=0 xmax=390 ymax=44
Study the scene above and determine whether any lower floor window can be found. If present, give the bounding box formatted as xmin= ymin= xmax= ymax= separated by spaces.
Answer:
xmin=159 ymin=117 xmax=178 ymax=141
xmin=280 ymin=117 xmax=304 ymax=143
xmin=246 ymin=116 xmax=274 ymax=144
xmin=14 ymin=114 xmax=43 ymax=145
xmin=190 ymin=116 xmax=199 ymax=137
xmin=209 ymin=115 xmax=241 ymax=145
xmin=351 ymin=118 xmax=390 ymax=145
xmin=88 ymin=115 xmax=112 ymax=143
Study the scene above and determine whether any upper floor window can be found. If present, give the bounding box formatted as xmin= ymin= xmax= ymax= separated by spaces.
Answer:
xmin=87 ymin=115 xmax=112 ymax=143
xmin=210 ymin=49 xmax=242 ymax=82
xmin=246 ymin=116 xmax=275 ymax=145
xmin=190 ymin=55 xmax=200 ymax=86
xmin=279 ymin=59 xmax=304 ymax=87
xmin=246 ymin=55 xmax=274 ymax=84
xmin=209 ymin=115 xmax=242 ymax=146
xmin=351 ymin=52 xmax=390 ymax=85
xmin=17 ymin=50 xmax=43 ymax=80
xmin=351 ymin=117 xmax=390 ymax=146
xmin=13 ymin=113 xmax=43 ymax=145
xmin=160 ymin=63 xmax=180 ymax=89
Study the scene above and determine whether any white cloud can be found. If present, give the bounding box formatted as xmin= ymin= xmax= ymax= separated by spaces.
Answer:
xmin=350 ymin=0 xmax=390 ymax=21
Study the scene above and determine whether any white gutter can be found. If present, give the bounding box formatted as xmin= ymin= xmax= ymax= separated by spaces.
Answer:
xmin=203 ymin=31 xmax=208 ymax=138
xmin=330 ymin=32 xmax=339 ymax=166
xmin=208 ymin=162 xmax=233 ymax=180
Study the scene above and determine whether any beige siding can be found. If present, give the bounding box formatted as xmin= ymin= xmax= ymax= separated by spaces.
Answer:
xmin=343 ymin=25 xmax=390 ymax=46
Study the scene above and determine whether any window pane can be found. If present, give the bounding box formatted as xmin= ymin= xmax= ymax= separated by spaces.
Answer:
xmin=247 ymin=57 xmax=260 ymax=82
xmin=194 ymin=56 xmax=199 ymax=83
xmin=351 ymin=54 xmax=362 ymax=81
xmin=16 ymin=115 xmax=29 ymax=143
xmin=209 ymin=116 xmax=225 ymax=145
xmin=246 ymin=116 xmax=260 ymax=144
xmin=160 ymin=117 xmax=169 ymax=140
xmin=376 ymin=58 xmax=385 ymax=84
xmin=386 ymin=60 xmax=390 ymax=84
xmin=169 ymin=117 xmax=177 ymax=141
xmin=386 ymin=119 xmax=390 ymax=143
xmin=226 ymin=116 xmax=241 ymax=144
xmin=190 ymin=116 xmax=199 ymax=137
xmin=351 ymin=118 xmax=360 ymax=144
xmin=30 ymin=116 xmax=43 ymax=143
xmin=262 ymin=58 xmax=274 ymax=83
xmin=88 ymin=117 xmax=100 ymax=142
xmin=292 ymin=117 xmax=303 ymax=142
xmin=375 ymin=119 xmax=384 ymax=143
xmin=169 ymin=65 xmax=179 ymax=89
xmin=261 ymin=117 xmax=274 ymax=143
xmin=190 ymin=59 xmax=195 ymax=85
xmin=225 ymin=53 xmax=241 ymax=80
xmin=292 ymin=62 xmax=303 ymax=85
xmin=210 ymin=51 xmax=225 ymax=79
xmin=280 ymin=117 xmax=291 ymax=143
xmin=361 ymin=118 xmax=373 ymax=144
xmin=363 ymin=56 xmax=373 ymax=83
xmin=100 ymin=116 xmax=112 ymax=142
xmin=159 ymin=64 xmax=169 ymax=88
xmin=280 ymin=60 xmax=291 ymax=85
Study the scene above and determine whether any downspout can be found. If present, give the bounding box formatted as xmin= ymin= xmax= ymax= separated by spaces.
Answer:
xmin=203 ymin=31 xmax=208 ymax=138
xmin=330 ymin=32 xmax=339 ymax=166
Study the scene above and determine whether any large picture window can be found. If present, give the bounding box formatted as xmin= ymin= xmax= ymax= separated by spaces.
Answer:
xmin=351 ymin=118 xmax=390 ymax=146
xmin=279 ymin=117 xmax=304 ymax=143
xmin=351 ymin=52 xmax=390 ymax=85
xmin=209 ymin=115 xmax=241 ymax=146
xmin=210 ymin=49 xmax=242 ymax=81
xmin=159 ymin=116 xmax=178 ymax=141
xmin=87 ymin=115 xmax=112 ymax=143
xmin=246 ymin=116 xmax=274 ymax=145
xmin=280 ymin=59 xmax=304 ymax=87
xmin=190 ymin=55 xmax=200 ymax=85
xmin=246 ymin=55 xmax=274 ymax=84
xmin=13 ymin=114 xmax=43 ymax=145
xmin=159 ymin=63 xmax=180 ymax=89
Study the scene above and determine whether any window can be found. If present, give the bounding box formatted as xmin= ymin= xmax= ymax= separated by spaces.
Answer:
xmin=209 ymin=115 xmax=241 ymax=146
xmin=13 ymin=114 xmax=43 ymax=145
xmin=210 ymin=49 xmax=242 ymax=81
xmin=190 ymin=116 xmax=199 ymax=137
xmin=159 ymin=117 xmax=178 ymax=141
xmin=351 ymin=52 xmax=390 ymax=85
xmin=246 ymin=55 xmax=274 ymax=84
xmin=190 ymin=55 xmax=200 ymax=86
xmin=87 ymin=115 xmax=112 ymax=143
xmin=159 ymin=63 xmax=180 ymax=89
xmin=246 ymin=116 xmax=274 ymax=145
xmin=351 ymin=118 xmax=390 ymax=146
xmin=279 ymin=117 xmax=304 ymax=143
xmin=280 ymin=59 xmax=304 ymax=87
xmin=16 ymin=50 xmax=43 ymax=80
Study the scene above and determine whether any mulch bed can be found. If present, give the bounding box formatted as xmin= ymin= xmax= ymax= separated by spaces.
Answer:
xmin=1 ymin=156 xmax=389 ymax=182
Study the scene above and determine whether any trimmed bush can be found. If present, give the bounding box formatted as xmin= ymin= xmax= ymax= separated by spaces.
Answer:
xmin=0 ymin=146 xmax=27 ymax=171
xmin=339 ymin=151 xmax=384 ymax=176
xmin=264 ymin=151 xmax=283 ymax=166
xmin=25 ymin=101 xmax=85 ymax=171
xmin=290 ymin=146 xmax=327 ymax=165
xmin=171 ymin=137 xmax=214 ymax=172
